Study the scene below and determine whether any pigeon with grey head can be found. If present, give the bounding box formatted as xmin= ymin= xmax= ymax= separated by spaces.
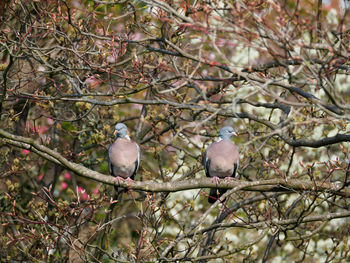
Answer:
xmin=203 ymin=126 xmax=239 ymax=203
xmin=108 ymin=123 xmax=140 ymax=191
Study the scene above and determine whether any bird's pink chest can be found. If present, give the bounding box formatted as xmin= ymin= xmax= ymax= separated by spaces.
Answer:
xmin=110 ymin=139 xmax=138 ymax=166
xmin=207 ymin=140 xmax=238 ymax=177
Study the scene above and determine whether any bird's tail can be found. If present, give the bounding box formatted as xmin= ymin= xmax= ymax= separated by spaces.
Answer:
xmin=208 ymin=188 xmax=227 ymax=203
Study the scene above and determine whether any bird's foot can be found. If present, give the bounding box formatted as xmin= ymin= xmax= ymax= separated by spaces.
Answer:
xmin=114 ymin=176 xmax=124 ymax=186
xmin=128 ymin=188 xmax=136 ymax=200
xmin=125 ymin=177 xmax=136 ymax=200
xmin=125 ymin=177 xmax=135 ymax=188
xmin=125 ymin=177 xmax=134 ymax=183
xmin=212 ymin=176 xmax=220 ymax=186
xmin=224 ymin=176 xmax=237 ymax=182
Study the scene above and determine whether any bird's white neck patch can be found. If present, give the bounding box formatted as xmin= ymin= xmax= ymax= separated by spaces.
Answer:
xmin=217 ymin=137 xmax=223 ymax=142
xmin=125 ymin=135 xmax=131 ymax=140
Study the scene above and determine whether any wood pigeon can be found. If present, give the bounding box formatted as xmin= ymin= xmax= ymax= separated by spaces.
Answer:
xmin=108 ymin=123 xmax=140 ymax=190
xmin=203 ymin=126 xmax=239 ymax=203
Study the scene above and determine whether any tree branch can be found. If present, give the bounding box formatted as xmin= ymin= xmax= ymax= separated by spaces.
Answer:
xmin=1 ymin=128 xmax=349 ymax=197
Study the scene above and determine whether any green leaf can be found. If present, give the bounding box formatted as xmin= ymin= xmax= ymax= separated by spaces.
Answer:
xmin=61 ymin=122 xmax=75 ymax=131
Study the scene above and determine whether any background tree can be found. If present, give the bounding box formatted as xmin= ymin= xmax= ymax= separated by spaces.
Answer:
xmin=1 ymin=0 xmax=350 ymax=262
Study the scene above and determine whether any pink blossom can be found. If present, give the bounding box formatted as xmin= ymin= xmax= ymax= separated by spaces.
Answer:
xmin=38 ymin=126 xmax=47 ymax=135
xmin=47 ymin=118 xmax=54 ymax=125
xmin=23 ymin=149 xmax=30 ymax=155
xmin=38 ymin=174 xmax=44 ymax=181
xmin=208 ymin=53 xmax=216 ymax=60
xmin=30 ymin=125 xmax=47 ymax=134
xmin=64 ymin=172 xmax=71 ymax=180
xmin=81 ymin=192 xmax=88 ymax=200
xmin=93 ymin=188 xmax=99 ymax=195
xmin=77 ymin=186 xmax=84 ymax=193
xmin=61 ymin=182 xmax=68 ymax=191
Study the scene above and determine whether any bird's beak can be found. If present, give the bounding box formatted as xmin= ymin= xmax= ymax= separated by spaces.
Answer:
xmin=233 ymin=132 xmax=238 ymax=136
xmin=113 ymin=130 xmax=118 ymax=136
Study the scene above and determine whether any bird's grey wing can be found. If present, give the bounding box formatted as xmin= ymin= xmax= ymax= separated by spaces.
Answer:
xmin=131 ymin=143 xmax=140 ymax=180
xmin=108 ymin=144 xmax=114 ymax=176
xmin=203 ymin=149 xmax=211 ymax=178
xmin=233 ymin=159 xmax=239 ymax=178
